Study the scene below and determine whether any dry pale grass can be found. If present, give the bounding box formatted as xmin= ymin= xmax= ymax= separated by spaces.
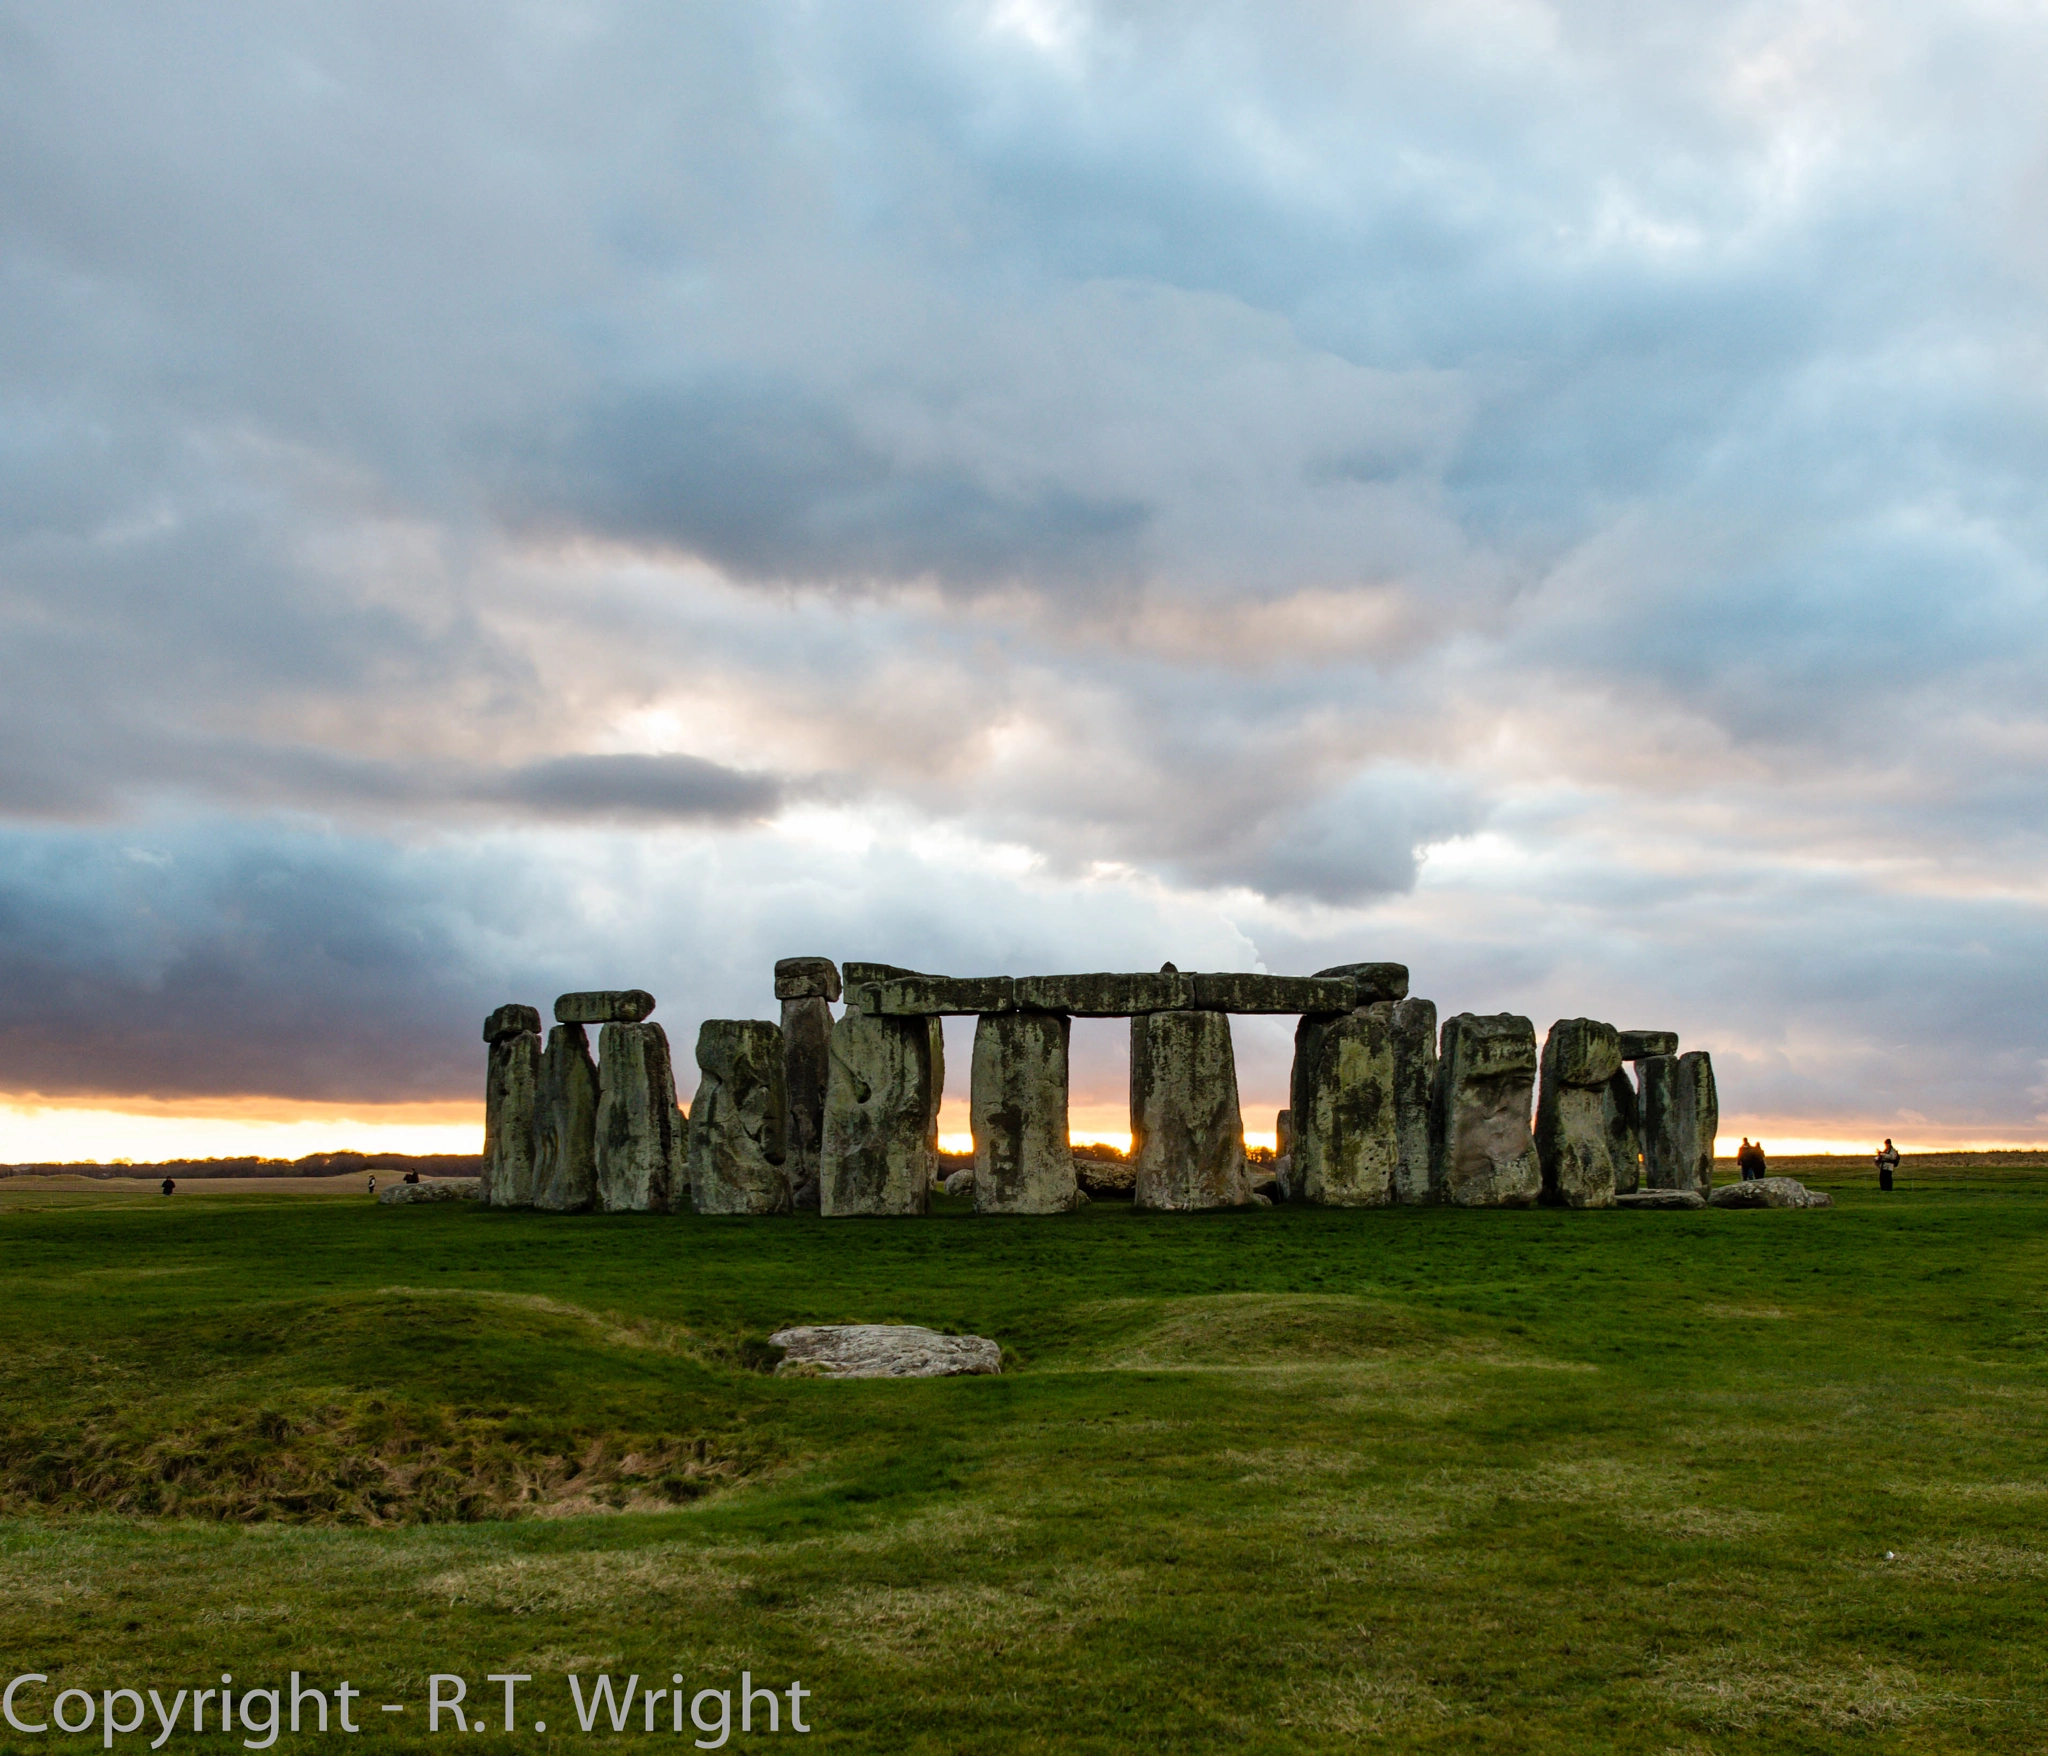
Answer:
xmin=423 ymin=1544 xmax=755 ymax=1612
xmin=1641 ymin=1648 xmax=1971 ymax=1732
xmin=372 ymin=1286 xmax=696 ymax=1358
xmin=1611 ymin=1504 xmax=1784 ymax=1541
xmin=805 ymin=1563 xmax=1151 ymax=1665
xmin=1704 ymin=1303 xmax=1790 ymax=1320
xmin=1277 ymin=1664 xmax=1466 ymax=1738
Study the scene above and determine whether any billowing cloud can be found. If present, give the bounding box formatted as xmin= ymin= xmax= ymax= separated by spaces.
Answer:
xmin=2 ymin=0 xmax=2046 ymax=1140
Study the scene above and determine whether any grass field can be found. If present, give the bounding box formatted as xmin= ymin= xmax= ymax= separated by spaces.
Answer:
xmin=5 ymin=1168 xmax=2048 ymax=1752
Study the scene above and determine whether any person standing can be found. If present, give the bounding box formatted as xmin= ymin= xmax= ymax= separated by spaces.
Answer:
xmin=1754 ymin=1139 xmax=1769 ymax=1180
xmin=1876 ymin=1138 xmax=1899 ymax=1192
xmin=160 ymin=1176 xmax=175 ymax=1196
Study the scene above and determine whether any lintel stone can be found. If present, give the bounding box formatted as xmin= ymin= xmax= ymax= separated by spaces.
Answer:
xmin=484 ymin=1003 xmax=542 ymax=1044
xmin=1015 ymin=971 xmax=1193 ymax=1014
xmin=555 ymin=989 xmax=657 ymax=1025
xmin=1192 ymin=972 xmax=1355 ymax=1014
xmin=869 ymin=974 xmax=1016 ymax=1016
xmin=1618 ymin=1029 xmax=1678 ymax=1060
xmin=773 ymin=956 xmax=842 ymax=1002
xmin=1314 ymin=962 xmax=1410 ymax=1003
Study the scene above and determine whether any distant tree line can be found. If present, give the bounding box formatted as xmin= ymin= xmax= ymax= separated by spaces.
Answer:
xmin=0 ymin=1151 xmax=483 ymax=1180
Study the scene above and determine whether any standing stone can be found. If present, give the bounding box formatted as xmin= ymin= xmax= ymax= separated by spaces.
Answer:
xmin=775 ymin=958 xmax=840 ymax=1212
xmin=972 ymin=1010 xmax=1078 ymax=1213
xmin=689 ymin=1019 xmax=790 ymax=1215
xmin=1675 ymin=1050 xmax=1718 ymax=1194
xmin=1432 ymin=1013 xmax=1543 ymax=1207
xmin=1603 ymin=1067 xmax=1642 ymax=1195
xmin=1535 ymin=1018 xmax=1623 ymax=1209
xmin=1295 ymin=1007 xmax=1399 ymax=1206
xmin=595 ymin=1021 xmax=685 ymax=1212
xmin=1130 ymin=1009 xmax=1251 ymax=1211
xmin=533 ymin=1023 xmax=599 ymax=1212
xmin=820 ymin=988 xmax=938 ymax=1217
xmin=1387 ymin=996 xmax=1438 ymax=1203
xmin=1638 ymin=1054 xmax=1688 ymax=1193
xmin=481 ymin=1022 xmax=541 ymax=1208
xmin=1276 ymin=1108 xmax=1294 ymax=1157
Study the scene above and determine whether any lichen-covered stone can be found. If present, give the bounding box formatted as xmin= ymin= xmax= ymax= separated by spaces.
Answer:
xmin=1617 ymin=1029 xmax=1678 ymax=1060
xmin=1638 ymin=1053 xmax=1713 ymax=1194
xmin=780 ymin=994 xmax=834 ymax=1212
xmin=942 ymin=1167 xmax=975 ymax=1198
xmin=1616 ymin=1188 xmax=1705 ymax=1210
xmin=1129 ymin=1009 xmax=1251 ymax=1210
xmin=1676 ymin=1050 xmax=1718 ymax=1194
xmin=769 ymin=1324 xmax=1001 ymax=1378
xmin=820 ymin=1008 xmax=937 ymax=1216
xmin=533 ymin=1022 xmax=598 ymax=1212
xmin=1014 ymin=970 xmax=1194 ymax=1015
xmin=870 ymin=974 xmax=1016 ymax=1016
xmin=1432 ymin=1013 xmax=1542 ymax=1207
xmin=1388 ymin=996 xmax=1438 ymax=1203
xmin=1314 ymin=962 xmax=1410 ymax=1003
xmin=1275 ymin=1108 xmax=1294 ymax=1156
xmin=483 ymin=1003 xmax=542 ymax=1044
xmin=378 ymin=1178 xmax=479 ymax=1205
xmin=1189 ymin=972 xmax=1355 ymax=1014
xmin=1603 ymin=1067 xmax=1642 ymax=1195
xmin=973 ymin=1010 xmax=1078 ymax=1213
xmin=1535 ymin=1020 xmax=1618 ymax=1209
xmin=555 ymin=989 xmax=657 ymax=1025
xmin=773 ymin=956 xmax=842 ymax=1002
xmin=595 ymin=1021 xmax=684 ymax=1212
xmin=482 ymin=1029 xmax=540 ymax=1207
xmin=689 ymin=1019 xmax=790 ymax=1215
xmin=1296 ymin=1008 xmax=1398 ymax=1207
xmin=1709 ymin=1175 xmax=1830 ymax=1209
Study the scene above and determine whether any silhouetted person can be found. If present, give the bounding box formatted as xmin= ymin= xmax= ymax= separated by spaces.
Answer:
xmin=1876 ymin=1138 xmax=1899 ymax=1192
xmin=367 ymin=1176 xmax=376 ymax=1195
xmin=403 ymin=1169 xmax=420 ymax=1184
xmin=160 ymin=1176 xmax=175 ymax=1197
xmin=1753 ymin=1139 xmax=1768 ymax=1179
xmin=1736 ymin=1138 xmax=1766 ymax=1180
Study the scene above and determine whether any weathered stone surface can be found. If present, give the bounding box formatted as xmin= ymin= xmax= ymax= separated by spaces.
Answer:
xmin=1314 ymin=962 xmax=1411 ymax=1003
xmin=871 ymin=974 xmax=1016 ymax=1016
xmin=820 ymin=1009 xmax=937 ymax=1216
xmin=1272 ymin=1153 xmax=1295 ymax=1203
xmin=773 ymin=956 xmax=842 ymax=1002
xmin=1296 ymin=1008 xmax=1398 ymax=1207
xmin=1130 ymin=1009 xmax=1252 ymax=1211
xmin=942 ymin=1168 xmax=975 ymax=1198
xmin=555 ymin=989 xmax=657 ymax=1026
xmin=1190 ymin=972 xmax=1355 ymax=1014
xmin=1535 ymin=1021 xmax=1618 ymax=1209
xmin=1014 ymin=970 xmax=1194 ymax=1015
xmin=1603 ymin=1067 xmax=1642 ymax=1195
xmin=1075 ymin=1154 xmax=1136 ymax=1198
xmin=973 ymin=1010 xmax=1078 ymax=1213
xmin=840 ymin=961 xmax=919 ymax=991
xmin=1641 ymin=1052 xmax=1717 ymax=1195
xmin=780 ymin=994 xmax=833 ymax=1212
xmin=1676 ymin=1050 xmax=1718 ymax=1194
xmin=1616 ymin=1188 xmax=1706 ymax=1210
xmin=769 ymin=1324 xmax=1001 ymax=1378
xmin=1432 ymin=1013 xmax=1542 ymax=1207
xmin=1549 ymin=1017 xmax=1622 ymax=1087
xmin=1618 ymin=1029 xmax=1679 ymax=1060
xmin=481 ymin=1029 xmax=541 ymax=1207
xmin=378 ymin=1178 xmax=479 ymax=1205
xmin=483 ymin=1003 xmax=542 ymax=1044
xmin=533 ymin=1023 xmax=598 ymax=1212
xmin=688 ymin=1019 xmax=789 ymax=1215
xmin=1276 ymin=1108 xmax=1294 ymax=1156
xmin=1709 ymin=1175 xmax=1831 ymax=1209
xmin=1387 ymin=997 xmax=1438 ymax=1204
xmin=595 ymin=1021 xmax=685 ymax=1212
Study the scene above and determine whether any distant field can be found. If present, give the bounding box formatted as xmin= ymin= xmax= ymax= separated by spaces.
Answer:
xmin=6 ymin=1178 xmax=2048 ymax=1751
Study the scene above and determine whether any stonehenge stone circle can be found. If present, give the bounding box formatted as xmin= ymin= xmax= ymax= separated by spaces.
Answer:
xmin=481 ymin=1016 xmax=541 ymax=1207
xmin=773 ymin=956 xmax=842 ymax=1002
xmin=1130 ymin=1007 xmax=1252 ymax=1210
xmin=1386 ymin=996 xmax=1438 ymax=1203
xmin=1617 ymin=1029 xmax=1678 ymax=1060
xmin=1018 ymin=969 xmax=1193 ymax=1014
xmin=1535 ymin=1017 xmax=1623 ymax=1208
xmin=821 ymin=970 xmax=940 ymax=1216
xmin=1433 ymin=1013 xmax=1543 ymax=1207
xmin=1190 ymin=972 xmax=1355 ymax=1013
xmin=1295 ymin=1005 xmax=1399 ymax=1206
xmin=533 ymin=1021 xmax=599 ymax=1211
xmin=595 ymin=1019 xmax=685 ymax=1212
xmin=689 ymin=1018 xmax=790 ymax=1215
xmin=972 ymin=1009 xmax=1078 ymax=1213
xmin=556 ymin=989 xmax=657 ymax=1025
xmin=484 ymin=1003 xmax=542 ymax=1044
xmin=1315 ymin=962 xmax=1411 ymax=1003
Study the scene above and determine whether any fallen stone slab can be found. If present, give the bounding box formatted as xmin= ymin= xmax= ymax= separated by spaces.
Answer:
xmin=942 ymin=1168 xmax=975 ymax=1198
xmin=769 ymin=1324 xmax=1001 ymax=1378
xmin=483 ymin=1003 xmax=542 ymax=1044
xmin=1709 ymin=1176 xmax=1833 ymax=1209
xmin=1314 ymin=962 xmax=1410 ymax=1003
xmin=1617 ymin=1029 xmax=1678 ymax=1060
xmin=869 ymin=974 xmax=1017 ymax=1016
xmin=1015 ymin=970 xmax=1194 ymax=1015
xmin=773 ymin=956 xmax=841 ymax=1002
xmin=555 ymin=989 xmax=657 ymax=1025
xmin=1190 ymin=972 xmax=1356 ymax=1014
xmin=1075 ymin=1155 xmax=1135 ymax=1198
xmin=1615 ymin=1189 xmax=1706 ymax=1210
xmin=379 ymin=1178 xmax=479 ymax=1205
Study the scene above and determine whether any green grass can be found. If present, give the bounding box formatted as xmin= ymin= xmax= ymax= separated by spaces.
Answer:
xmin=5 ymin=1179 xmax=2048 ymax=1752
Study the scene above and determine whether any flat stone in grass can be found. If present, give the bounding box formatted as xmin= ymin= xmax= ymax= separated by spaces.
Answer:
xmin=769 ymin=1324 xmax=1001 ymax=1378
xmin=1615 ymin=1189 xmax=1707 ymax=1210
xmin=1710 ymin=1176 xmax=1833 ymax=1209
xmin=378 ymin=1179 xmax=479 ymax=1205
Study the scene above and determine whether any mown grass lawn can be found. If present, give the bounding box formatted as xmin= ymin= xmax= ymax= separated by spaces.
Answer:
xmin=4 ymin=1175 xmax=2048 ymax=1752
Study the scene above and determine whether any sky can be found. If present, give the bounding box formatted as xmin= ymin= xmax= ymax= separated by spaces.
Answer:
xmin=4 ymin=0 xmax=2047 ymax=1162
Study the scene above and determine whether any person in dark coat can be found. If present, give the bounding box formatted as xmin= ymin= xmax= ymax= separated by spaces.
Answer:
xmin=1876 ymin=1139 xmax=1899 ymax=1191
xmin=160 ymin=1176 xmax=175 ymax=1196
